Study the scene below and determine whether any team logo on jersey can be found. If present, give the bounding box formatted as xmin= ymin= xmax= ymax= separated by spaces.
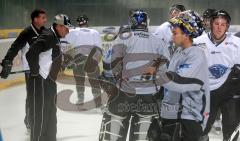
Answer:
xmin=177 ymin=64 xmax=191 ymax=73
xmin=209 ymin=64 xmax=228 ymax=79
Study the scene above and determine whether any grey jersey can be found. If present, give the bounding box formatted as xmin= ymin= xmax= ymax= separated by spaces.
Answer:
xmin=110 ymin=29 xmax=170 ymax=94
xmin=160 ymin=45 xmax=210 ymax=129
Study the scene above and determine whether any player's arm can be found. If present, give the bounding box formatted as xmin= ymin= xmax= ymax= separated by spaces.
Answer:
xmin=156 ymin=50 xmax=205 ymax=93
xmin=0 ymin=29 xmax=29 ymax=78
xmin=230 ymin=41 xmax=240 ymax=79
xmin=93 ymin=31 xmax=102 ymax=48
xmin=162 ymin=51 xmax=205 ymax=93
xmin=3 ymin=29 xmax=29 ymax=62
xmin=91 ymin=32 xmax=103 ymax=67
xmin=142 ymin=39 xmax=170 ymax=78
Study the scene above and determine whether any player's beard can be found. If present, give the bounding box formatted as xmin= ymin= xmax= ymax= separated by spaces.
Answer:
xmin=211 ymin=31 xmax=227 ymax=42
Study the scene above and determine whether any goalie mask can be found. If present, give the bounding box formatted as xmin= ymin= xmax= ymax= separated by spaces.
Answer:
xmin=169 ymin=10 xmax=205 ymax=38
xmin=129 ymin=10 xmax=149 ymax=30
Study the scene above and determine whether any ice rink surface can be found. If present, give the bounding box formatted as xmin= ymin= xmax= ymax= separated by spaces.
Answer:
xmin=0 ymin=82 xmax=238 ymax=141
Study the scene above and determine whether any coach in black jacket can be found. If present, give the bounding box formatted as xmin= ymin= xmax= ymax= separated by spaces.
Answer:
xmin=26 ymin=14 xmax=72 ymax=141
xmin=0 ymin=9 xmax=46 ymax=132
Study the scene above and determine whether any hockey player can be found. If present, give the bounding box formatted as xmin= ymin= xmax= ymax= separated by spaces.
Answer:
xmin=62 ymin=15 xmax=102 ymax=106
xmin=145 ymin=10 xmax=208 ymax=141
xmin=202 ymin=9 xmax=216 ymax=32
xmin=0 ymin=9 xmax=47 ymax=132
xmin=194 ymin=10 xmax=240 ymax=141
xmin=202 ymin=8 xmax=222 ymax=134
xmin=98 ymin=10 xmax=170 ymax=141
xmin=154 ymin=4 xmax=186 ymax=57
xmin=26 ymin=14 xmax=72 ymax=141
xmin=160 ymin=10 xmax=208 ymax=141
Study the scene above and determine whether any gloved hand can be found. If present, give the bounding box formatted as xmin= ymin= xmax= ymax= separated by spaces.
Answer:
xmin=29 ymin=67 xmax=39 ymax=77
xmin=0 ymin=59 xmax=12 ymax=79
xmin=231 ymin=64 xmax=240 ymax=79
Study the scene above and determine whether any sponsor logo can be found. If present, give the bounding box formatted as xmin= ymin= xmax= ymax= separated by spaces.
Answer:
xmin=225 ymin=42 xmax=238 ymax=48
xmin=210 ymin=51 xmax=221 ymax=54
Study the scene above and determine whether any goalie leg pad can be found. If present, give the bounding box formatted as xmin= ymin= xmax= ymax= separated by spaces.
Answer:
xmin=129 ymin=113 xmax=157 ymax=141
xmin=99 ymin=110 xmax=130 ymax=141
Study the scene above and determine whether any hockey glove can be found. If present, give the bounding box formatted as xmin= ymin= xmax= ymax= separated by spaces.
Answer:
xmin=231 ymin=64 xmax=240 ymax=79
xmin=0 ymin=59 xmax=12 ymax=79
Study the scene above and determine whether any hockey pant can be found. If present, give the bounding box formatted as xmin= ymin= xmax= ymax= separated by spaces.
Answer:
xmin=203 ymin=90 xmax=240 ymax=141
xmin=160 ymin=119 xmax=203 ymax=141
xmin=28 ymin=75 xmax=57 ymax=141
xmin=24 ymin=72 xmax=31 ymax=129
xmin=203 ymin=69 xmax=240 ymax=141
xmin=73 ymin=63 xmax=101 ymax=106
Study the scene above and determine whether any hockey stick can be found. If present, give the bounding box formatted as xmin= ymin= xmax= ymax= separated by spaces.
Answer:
xmin=10 ymin=70 xmax=29 ymax=74
xmin=0 ymin=63 xmax=29 ymax=75
xmin=228 ymin=122 xmax=240 ymax=141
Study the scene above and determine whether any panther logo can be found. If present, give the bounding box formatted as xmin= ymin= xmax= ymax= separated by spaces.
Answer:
xmin=209 ymin=64 xmax=228 ymax=79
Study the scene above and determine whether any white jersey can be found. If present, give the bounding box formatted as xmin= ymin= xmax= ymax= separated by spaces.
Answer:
xmin=61 ymin=27 xmax=102 ymax=62
xmin=194 ymin=33 xmax=240 ymax=90
xmin=64 ymin=27 xmax=101 ymax=48
xmin=154 ymin=22 xmax=174 ymax=57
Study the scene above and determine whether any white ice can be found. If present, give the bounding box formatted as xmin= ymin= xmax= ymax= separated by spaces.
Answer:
xmin=0 ymin=82 xmax=235 ymax=141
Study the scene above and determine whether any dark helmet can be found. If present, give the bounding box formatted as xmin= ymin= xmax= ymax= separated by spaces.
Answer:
xmin=169 ymin=10 xmax=205 ymax=38
xmin=76 ymin=15 xmax=89 ymax=26
xmin=203 ymin=9 xmax=217 ymax=19
xmin=129 ymin=10 xmax=148 ymax=29
xmin=169 ymin=4 xmax=186 ymax=12
xmin=211 ymin=10 xmax=231 ymax=24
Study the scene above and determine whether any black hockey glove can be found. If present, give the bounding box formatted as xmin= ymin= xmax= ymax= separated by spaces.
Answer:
xmin=231 ymin=64 xmax=240 ymax=79
xmin=0 ymin=59 xmax=12 ymax=79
